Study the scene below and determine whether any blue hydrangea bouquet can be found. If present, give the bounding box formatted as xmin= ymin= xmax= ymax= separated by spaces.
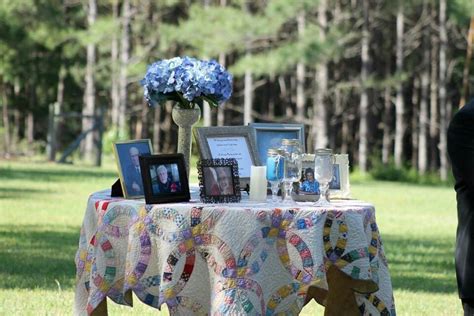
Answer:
xmin=141 ymin=56 xmax=233 ymax=109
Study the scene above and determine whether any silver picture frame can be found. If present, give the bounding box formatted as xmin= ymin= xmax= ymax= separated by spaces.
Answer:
xmin=193 ymin=126 xmax=261 ymax=190
xmin=249 ymin=123 xmax=306 ymax=165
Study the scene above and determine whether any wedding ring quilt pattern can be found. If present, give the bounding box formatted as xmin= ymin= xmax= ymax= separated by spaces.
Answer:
xmin=74 ymin=192 xmax=395 ymax=315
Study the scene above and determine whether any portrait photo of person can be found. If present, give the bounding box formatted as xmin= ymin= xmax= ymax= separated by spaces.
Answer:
xmin=150 ymin=164 xmax=181 ymax=195
xmin=300 ymin=167 xmax=320 ymax=194
xmin=138 ymin=154 xmax=190 ymax=204
xmin=203 ymin=166 xmax=234 ymax=196
xmin=329 ymin=164 xmax=341 ymax=190
xmin=113 ymin=139 xmax=152 ymax=199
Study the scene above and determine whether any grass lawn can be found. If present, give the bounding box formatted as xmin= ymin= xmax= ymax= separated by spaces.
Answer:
xmin=0 ymin=160 xmax=461 ymax=315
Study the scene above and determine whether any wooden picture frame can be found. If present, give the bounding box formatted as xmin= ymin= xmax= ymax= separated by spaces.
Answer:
xmin=193 ymin=126 xmax=260 ymax=189
xmin=113 ymin=139 xmax=153 ymax=199
xmin=139 ymin=154 xmax=190 ymax=204
xmin=197 ymin=158 xmax=241 ymax=203
xmin=249 ymin=123 xmax=306 ymax=165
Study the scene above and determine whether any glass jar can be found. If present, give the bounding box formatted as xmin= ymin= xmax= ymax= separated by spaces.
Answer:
xmin=313 ymin=148 xmax=334 ymax=206
xmin=279 ymin=139 xmax=303 ymax=203
xmin=266 ymin=148 xmax=285 ymax=202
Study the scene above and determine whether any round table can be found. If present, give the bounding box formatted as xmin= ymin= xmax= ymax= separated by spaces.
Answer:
xmin=74 ymin=189 xmax=395 ymax=315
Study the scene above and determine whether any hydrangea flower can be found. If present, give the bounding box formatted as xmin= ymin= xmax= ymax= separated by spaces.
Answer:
xmin=141 ymin=56 xmax=233 ymax=109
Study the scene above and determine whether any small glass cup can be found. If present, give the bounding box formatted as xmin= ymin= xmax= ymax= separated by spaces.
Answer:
xmin=313 ymin=148 xmax=334 ymax=206
xmin=266 ymin=148 xmax=285 ymax=203
xmin=279 ymin=139 xmax=303 ymax=204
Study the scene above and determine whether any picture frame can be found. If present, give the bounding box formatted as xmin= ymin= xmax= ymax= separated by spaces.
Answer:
xmin=292 ymin=154 xmax=320 ymax=202
xmin=193 ymin=126 xmax=260 ymax=189
xmin=197 ymin=158 xmax=241 ymax=203
xmin=139 ymin=154 xmax=190 ymax=204
xmin=249 ymin=123 xmax=305 ymax=166
xmin=292 ymin=153 xmax=351 ymax=201
xmin=113 ymin=139 xmax=153 ymax=199
xmin=329 ymin=154 xmax=351 ymax=199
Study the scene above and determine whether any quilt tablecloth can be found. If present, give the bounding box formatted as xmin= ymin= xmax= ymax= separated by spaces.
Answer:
xmin=74 ymin=189 xmax=395 ymax=315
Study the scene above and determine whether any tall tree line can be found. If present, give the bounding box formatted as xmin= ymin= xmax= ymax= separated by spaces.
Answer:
xmin=0 ymin=0 xmax=472 ymax=180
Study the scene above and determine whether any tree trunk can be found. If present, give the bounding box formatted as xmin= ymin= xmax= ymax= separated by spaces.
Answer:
xmin=438 ymin=0 xmax=448 ymax=181
xmin=1 ymin=79 xmax=11 ymax=158
xmin=163 ymin=102 xmax=173 ymax=153
xmin=296 ymin=11 xmax=306 ymax=123
xmin=312 ymin=0 xmax=328 ymax=151
xmin=81 ymin=0 xmax=97 ymax=163
xmin=394 ymin=0 xmax=405 ymax=168
xmin=341 ymin=113 xmax=349 ymax=154
xmin=48 ymin=65 xmax=66 ymax=161
xmin=358 ymin=0 xmax=370 ymax=173
xmin=135 ymin=101 xmax=148 ymax=139
xmin=203 ymin=102 xmax=211 ymax=126
xmin=153 ymin=105 xmax=161 ymax=152
xmin=418 ymin=21 xmax=430 ymax=174
xmin=382 ymin=62 xmax=392 ymax=165
xmin=331 ymin=71 xmax=341 ymax=151
xmin=429 ymin=6 xmax=438 ymax=171
xmin=11 ymin=80 xmax=21 ymax=154
xmin=244 ymin=66 xmax=253 ymax=125
xmin=217 ymin=52 xmax=226 ymax=126
xmin=111 ymin=0 xmax=120 ymax=129
xmin=411 ymin=77 xmax=419 ymax=168
xmin=118 ymin=0 xmax=131 ymax=136
xmin=268 ymin=73 xmax=276 ymax=120
xmin=26 ymin=111 xmax=34 ymax=156
xmin=216 ymin=0 xmax=227 ymax=126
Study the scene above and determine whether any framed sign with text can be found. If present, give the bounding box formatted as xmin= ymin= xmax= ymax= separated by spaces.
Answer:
xmin=193 ymin=126 xmax=261 ymax=189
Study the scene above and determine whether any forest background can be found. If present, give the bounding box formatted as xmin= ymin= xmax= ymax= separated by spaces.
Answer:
xmin=0 ymin=0 xmax=473 ymax=181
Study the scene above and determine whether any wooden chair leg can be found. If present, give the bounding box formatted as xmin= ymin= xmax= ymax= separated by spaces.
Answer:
xmin=91 ymin=298 xmax=108 ymax=316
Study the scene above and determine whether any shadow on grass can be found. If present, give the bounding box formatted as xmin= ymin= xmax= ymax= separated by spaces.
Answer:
xmin=0 ymin=187 xmax=50 ymax=199
xmin=0 ymin=225 xmax=80 ymax=290
xmin=382 ymin=234 xmax=457 ymax=294
xmin=0 ymin=165 xmax=117 ymax=183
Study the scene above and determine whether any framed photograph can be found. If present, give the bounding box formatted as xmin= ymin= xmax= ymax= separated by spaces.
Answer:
xmin=193 ymin=126 xmax=260 ymax=189
xmin=113 ymin=139 xmax=153 ymax=199
xmin=329 ymin=154 xmax=351 ymax=199
xmin=197 ymin=158 xmax=241 ymax=203
xmin=292 ymin=154 xmax=351 ymax=201
xmin=139 ymin=154 xmax=190 ymax=204
xmin=249 ymin=123 xmax=305 ymax=166
xmin=292 ymin=154 xmax=320 ymax=202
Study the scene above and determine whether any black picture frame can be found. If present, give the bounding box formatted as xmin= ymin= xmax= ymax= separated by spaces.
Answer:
xmin=139 ymin=154 xmax=190 ymax=204
xmin=197 ymin=158 xmax=241 ymax=203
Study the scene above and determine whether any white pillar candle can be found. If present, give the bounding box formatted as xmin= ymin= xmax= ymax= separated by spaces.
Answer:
xmin=249 ymin=165 xmax=267 ymax=202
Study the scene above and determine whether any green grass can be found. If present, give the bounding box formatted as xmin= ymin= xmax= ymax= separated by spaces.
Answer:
xmin=0 ymin=160 xmax=462 ymax=315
